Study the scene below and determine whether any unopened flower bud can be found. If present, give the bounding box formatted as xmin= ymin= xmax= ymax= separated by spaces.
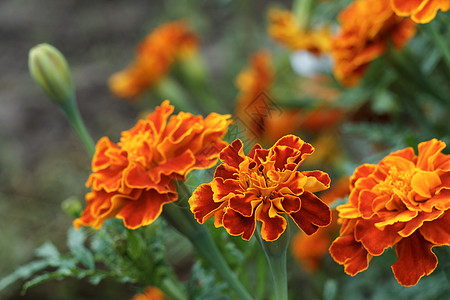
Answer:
xmin=29 ymin=43 xmax=74 ymax=106
xmin=61 ymin=196 xmax=83 ymax=218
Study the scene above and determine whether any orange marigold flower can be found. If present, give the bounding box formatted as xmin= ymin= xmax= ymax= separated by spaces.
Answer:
xmin=391 ymin=0 xmax=450 ymax=23
xmin=292 ymin=177 xmax=349 ymax=272
xmin=74 ymin=100 xmax=231 ymax=229
xmin=131 ymin=286 xmax=168 ymax=300
xmin=267 ymin=8 xmax=331 ymax=54
xmin=331 ymin=0 xmax=416 ymax=86
xmin=189 ymin=135 xmax=332 ymax=241
xmin=109 ymin=20 xmax=198 ymax=99
xmin=329 ymin=139 xmax=450 ymax=286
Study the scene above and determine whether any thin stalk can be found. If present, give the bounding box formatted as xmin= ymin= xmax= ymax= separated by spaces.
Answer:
xmin=159 ymin=276 xmax=188 ymax=300
xmin=162 ymin=200 xmax=253 ymax=300
xmin=256 ymin=222 xmax=290 ymax=300
xmin=61 ymin=99 xmax=95 ymax=157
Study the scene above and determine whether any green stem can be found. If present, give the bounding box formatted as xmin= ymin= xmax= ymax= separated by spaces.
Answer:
xmin=256 ymin=222 xmax=289 ymax=300
xmin=162 ymin=201 xmax=253 ymax=300
xmin=159 ymin=276 xmax=188 ymax=300
xmin=155 ymin=77 xmax=198 ymax=113
xmin=424 ymin=22 xmax=450 ymax=72
xmin=61 ymin=98 xmax=95 ymax=157
xmin=293 ymin=0 xmax=316 ymax=30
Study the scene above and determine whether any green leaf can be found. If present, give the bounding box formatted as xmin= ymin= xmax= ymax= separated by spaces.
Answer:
xmin=22 ymin=270 xmax=71 ymax=292
xmin=67 ymin=227 xmax=95 ymax=270
xmin=0 ymin=260 xmax=50 ymax=291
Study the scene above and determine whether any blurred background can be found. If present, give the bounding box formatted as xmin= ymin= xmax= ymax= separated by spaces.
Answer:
xmin=0 ymin=0 xmax=287 ymax=298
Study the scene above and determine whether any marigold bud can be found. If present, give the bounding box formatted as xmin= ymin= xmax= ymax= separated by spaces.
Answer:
xmin=61 ymin=196 xmax=83 ymax=218
xmin=29 ymin=43 xmax=74 ymax=106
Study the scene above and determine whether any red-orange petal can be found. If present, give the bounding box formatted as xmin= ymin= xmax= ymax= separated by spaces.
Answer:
xmin=117 ymin=189 xmax=176 ymax=229
xmin=355 ymin=219 xmax=402 ymax=255
xmin=189 ymin=184 xmax=224 ymax=224
xmin=256 ymin=203 xmax=287 ymax=241
xmin=229 ymin=192 xmax=261 ymax=217
xmin=290 ymin=191 xmax=331 ymax=235
xmin=220 ymin=139 xmax=245 ymax=169
xmin=329 ymin=235 xmax=371 ymax=276
xmin=222 ymin=208 xmax=256 ymax=241
xmin=392 ymin=232 xmax=438 ymax=286
xmin=419 ymin=211 xmax=450 ymax=245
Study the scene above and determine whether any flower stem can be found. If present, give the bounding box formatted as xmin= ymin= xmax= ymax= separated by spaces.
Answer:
xmin=162 ymin=201 xmax=253 ymax=300
xmin=159 ymin=276 xmax=188 ymax=300
xmin=256 ymin=222 xmax=289 ymax=300
xmin=60 ymin=98 xmax=95 ymax=157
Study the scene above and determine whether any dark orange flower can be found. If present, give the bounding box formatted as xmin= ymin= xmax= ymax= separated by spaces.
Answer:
xmin=74 ymin=100 xmax=231 ymax=229
xmin=391 ymin=0 xmax=450 ymax=23
xmin=131 ymin=286 xmax=168 ymax=300
xmin=331 ymin=0 xmax=416 ymax=86
xmin=329 ymin=139 xmax=450 ymax=286
xmin=267 ymin=8 xmax=331 ymax=54
xmin=189 ymin=135 xmax=331 ymax=241
xmin=292 ymin=177 xmax=349 ymax=272
xmin=109 ymin=20 xmax=198 ymax=99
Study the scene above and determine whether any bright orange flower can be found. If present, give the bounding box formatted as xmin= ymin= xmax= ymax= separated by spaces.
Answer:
xmin=131 ymin=286 xmax=168 ymax=300
xmin=292 ymin=177 xmax=349 ymax=272
xmin=331 ymin=0 xmax=416 ymax=86
xmin=329 ymin=139 xmax=450 ymax=286
xmin=74 ymin=100 xmax=231 ymax=229
xmin=189 ymin=135 xmax=331 ymax=241
xmin=109 ymin=20 xmax=198 ymax=99
xmin=267 ymin=8 xmax=331 ymax=54
xmin=391 ymin=0 xmax=450 ymax=23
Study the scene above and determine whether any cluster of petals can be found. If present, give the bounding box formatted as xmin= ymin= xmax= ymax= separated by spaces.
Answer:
xmin=331 ymin=0 xmax=416 ymax=86
xmin=189 ymin=135 xmax=332 ymax=242
xmin=267 ymin=8 xmax=331 ymax=54
xmin=109 ymin=20 xmax=198 ymax=99
xmin=74 ymin=100 xmax=231 ymax=230
xmin=329 ymin=139 xmax=450 ymax=286
xmin=131 ymin=286 xmax=167 ymax=300
xmin=391 ymin=0 xmax=450 ymax=23
xmin=292 ymin=177 xmax=349 ymax=272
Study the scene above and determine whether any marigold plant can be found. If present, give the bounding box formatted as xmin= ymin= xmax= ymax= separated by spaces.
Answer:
xmin=331 ymin=0 xmax=416 ymax=86
xmin=74 ymin=100 xmax=231 ymax=229
xmin=109 ymin=20 xmax=198 ymax=99
xmin=189 ymin=135 xmax=332 ymax=241
xmin=391 ymin=0 xmax=450 ymax=23
xmin=267 ymin=8 xmax=331 ymax=54
xmin=329 ymin=139 xmax=450 ymax=286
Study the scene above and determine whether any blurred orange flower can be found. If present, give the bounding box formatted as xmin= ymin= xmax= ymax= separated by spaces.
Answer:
xmin=109 ymin=20 xmax=198 ymax=99
xmin=131 ymin=286 xmax=168 ymax=300
xmin=292 ymin=177 xmax=349 ymax=272
xmin=391 ymin=0 xmax=450 ymax=23
xmin=267 ymin=8 xmax=331 ymax=54
xmin=331 ymin=0 xmax=416 ymax=86
xmin=234 ymin=50 xmax=274 ymax=140
xmin=74 ymin=100 xmax=231 ymax=229
xmin=189 ymin=135 xmax=331 ymax=241
xmin=329 ymin=139 xmax=450 ymax=286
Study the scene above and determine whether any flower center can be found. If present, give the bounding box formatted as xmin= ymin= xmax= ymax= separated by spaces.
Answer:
xmin=374 ymin=166 xmax=416 ymax=201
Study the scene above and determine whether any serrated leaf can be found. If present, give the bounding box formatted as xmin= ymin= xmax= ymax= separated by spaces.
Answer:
xmin=67 ymin=227 xmax=95 ymax=270
xmin=22 ymin=270 xmax=70 ymax=292
xmin=35 ymin=242 xmax=60 ymax=262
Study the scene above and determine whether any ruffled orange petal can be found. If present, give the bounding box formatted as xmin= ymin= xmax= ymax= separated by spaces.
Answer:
xmin=290 ymin=191 xmax=331 ymax=235
xmin=117 ymin=189 xmax=177 ymax=229
xmin=229 ymin=192 xmax=261 ymax=217
xmin=189 ymin=184 xmax=224 ymax=224
xmin=222 ymin=209 xmax=256 ymax=241
xmin=355 ymin=220 xmax=402 ymax=255
xmin=390 ymin=0 xmax=426 ymax=16
xmin=392 ymin=232 xmax=438 ymax=286
xmin=256 ymin=203 xmax=287 ymax=241
xmin=419 ymin=211 xmax=450 ymax=245
xmin=411 ymin=0 xmax=450 ymax=23
xmin=219 ymin=139 xmax=245 ymax=169
xmin=329 ymin=235 xmax=371 ymax=276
